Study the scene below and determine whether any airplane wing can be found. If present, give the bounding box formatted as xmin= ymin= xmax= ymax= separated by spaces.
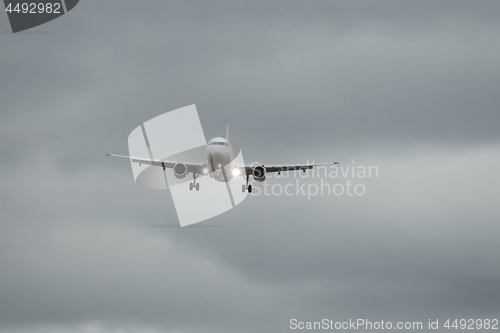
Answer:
xmin=108 ymin=153 xmax=338 ymax=176
xmin=106 ymin=153 xmax=206 ymax=174
xmin=241 ymin=162 xmax=339 ymax=176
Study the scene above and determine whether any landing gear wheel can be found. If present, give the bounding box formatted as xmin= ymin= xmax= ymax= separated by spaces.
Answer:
xmin=189 ymin=173 xmax=199 ymax=192
xmin=243 ymin=175 xmax=252 ymax=193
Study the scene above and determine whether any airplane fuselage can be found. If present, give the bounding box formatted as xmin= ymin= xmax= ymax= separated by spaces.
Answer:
xmin=206 ymin=137 xmax=237 ymax=182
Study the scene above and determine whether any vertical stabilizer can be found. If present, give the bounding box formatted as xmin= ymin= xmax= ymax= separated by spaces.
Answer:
xmin=226 ymin=124 xmax=229 ymax=140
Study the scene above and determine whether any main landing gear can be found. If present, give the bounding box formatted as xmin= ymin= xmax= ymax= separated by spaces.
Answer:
xmin=189 ymin=173 xmax=200 ymax=191
xmin=242 ymin=175 xmax=252 ymax=193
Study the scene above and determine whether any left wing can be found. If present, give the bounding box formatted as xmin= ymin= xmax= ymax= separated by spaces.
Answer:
xmin=106 ymin=153 xmax=207 ymax=174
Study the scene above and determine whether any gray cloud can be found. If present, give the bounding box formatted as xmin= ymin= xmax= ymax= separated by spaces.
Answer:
xmin=1 ymin=1 xmax=499 ymax=332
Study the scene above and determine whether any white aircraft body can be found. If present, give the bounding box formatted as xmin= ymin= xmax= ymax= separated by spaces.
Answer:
xmin=108 ymin=126 xmax=338 ymax=193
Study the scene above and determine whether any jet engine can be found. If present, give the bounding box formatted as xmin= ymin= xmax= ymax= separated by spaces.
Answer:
xmin=173 ymin=163 xmax=188 ymax=179
xmin=252 ymin=165 xmax=266 ymax=182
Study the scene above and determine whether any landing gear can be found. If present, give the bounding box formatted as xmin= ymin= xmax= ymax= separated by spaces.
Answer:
xmin=242 ymin=175 xmax=252 ymax=193
xmin=189 ymin=173 xmax=200 ymax=191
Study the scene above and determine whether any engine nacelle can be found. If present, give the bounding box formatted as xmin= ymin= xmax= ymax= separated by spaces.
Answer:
xmin=173 ymin=163 xmax=188 ymax=179
xmin=252 ymin=165 xmax=266 ymax=182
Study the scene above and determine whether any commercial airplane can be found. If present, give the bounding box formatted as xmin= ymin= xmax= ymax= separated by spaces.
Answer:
xmin=107 ymin=126 xmax=338 ymax=193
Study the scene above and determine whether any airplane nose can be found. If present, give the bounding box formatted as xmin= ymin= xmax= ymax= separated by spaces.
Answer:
xmin=213 ymin=151 xmax=228 ymax=160
xmin=210 ymin=149 xmax=230 ymax=166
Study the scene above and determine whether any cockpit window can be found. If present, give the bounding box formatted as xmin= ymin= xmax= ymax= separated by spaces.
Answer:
xmin=209 ymin=142 xmax=229 ymax=146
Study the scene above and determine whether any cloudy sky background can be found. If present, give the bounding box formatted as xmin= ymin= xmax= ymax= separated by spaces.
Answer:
xmin=1 ymin=1 xmax=499 ymax=332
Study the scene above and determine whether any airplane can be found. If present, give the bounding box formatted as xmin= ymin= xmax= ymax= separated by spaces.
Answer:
xmin=107 ymin=125 xmax=338 ymax=193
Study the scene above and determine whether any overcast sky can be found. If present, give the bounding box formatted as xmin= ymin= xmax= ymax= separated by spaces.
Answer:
xmin=1 ymin=1 xmax=499 ymax=332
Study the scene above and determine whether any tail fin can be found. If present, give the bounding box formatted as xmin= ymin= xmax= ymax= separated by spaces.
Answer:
xmin=226 ymin=124 xmax=229 ymax=140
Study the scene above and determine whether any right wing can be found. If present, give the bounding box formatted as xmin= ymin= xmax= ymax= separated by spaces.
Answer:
xmin=240 ymin=162 xmax=339 ymax=176
xmin=106 ymin=153 xmax=207 ymax=174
